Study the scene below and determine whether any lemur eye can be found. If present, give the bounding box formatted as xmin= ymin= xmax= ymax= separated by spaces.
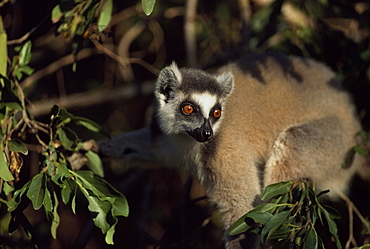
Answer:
xmin=182 ymin=104 xmax=194 ymax=115
xmin=213 ymin=109 xmax=221 ymax=118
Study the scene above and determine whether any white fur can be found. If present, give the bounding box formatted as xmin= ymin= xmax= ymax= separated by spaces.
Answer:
xmin=169 ymin=62 xmax=182 ymax=84
xmin=191 ymin=92 xmax=218 ymax=119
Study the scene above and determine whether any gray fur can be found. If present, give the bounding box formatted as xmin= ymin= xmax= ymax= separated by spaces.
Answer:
xmin=98 ymin=53 xmax=364 ymax=249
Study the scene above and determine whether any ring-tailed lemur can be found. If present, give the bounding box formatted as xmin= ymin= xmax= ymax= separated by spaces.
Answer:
xmin=99 ymin=52 xmax=364 ymax=248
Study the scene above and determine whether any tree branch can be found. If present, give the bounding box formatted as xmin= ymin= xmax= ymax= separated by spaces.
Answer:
xmin=20 ymin=48 xmax=98 ymax=91
xmin=237 ymin=0 xmax=252 ymax=48
xmin=184 ymin=0 xmax=199 ymax=68
xmin=27 ymin=81 xmax=155 ymax=117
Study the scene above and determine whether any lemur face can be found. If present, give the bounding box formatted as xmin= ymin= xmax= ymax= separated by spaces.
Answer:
xmin=154 ymin=62 xmax=234 ymax=142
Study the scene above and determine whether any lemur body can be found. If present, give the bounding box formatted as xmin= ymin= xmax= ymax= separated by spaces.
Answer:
xmin=99 ymin=52 xmax=363 ymax=248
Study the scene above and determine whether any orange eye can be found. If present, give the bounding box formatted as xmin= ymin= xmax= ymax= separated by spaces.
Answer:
xmin=213 ymin=109 xmax=221 ymax=118
xmin=182 ymin=104 xmax=194 ymax=115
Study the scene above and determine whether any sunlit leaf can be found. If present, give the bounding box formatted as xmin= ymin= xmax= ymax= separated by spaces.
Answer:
xmin=98 ymin=0 xmax=113 ymax=32
xmin=142 ymin=0 xmax=156 ymax=16
xmin=51 ymin=5 xmax=63 ymax=23
xmin=0 ymin=17 xmax=7 ymax=76
xmin=8 ymin=139 xmax=28 ymax=155
xmin=19 ymin=41 xmax=32 ymax=66
xmin=261 ymin=181 xmax=292 ymax=200
xmin=0 ymin=150 xmax=14 ymax=181
xmin=71 ymin=187 xmax=77 ymax=214
xmin=19 ymin=65 xmax=34 ymax=76
xmin=85 ymin=150 xmax=104 ymax=177
xmin=3 ymin=181 xmax=14 ymax=195
xmin=105 ymin=220 xmax=117 ymax=245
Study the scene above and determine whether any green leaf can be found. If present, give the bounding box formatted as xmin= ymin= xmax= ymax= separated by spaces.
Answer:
xmin=227 ymin=213 xmax=251 ymax=235
xmin=98 ymin=0 xmax=113 ymax=32
xmin=58 ymin=127 xmax=78 ymax=150
xmin=19 ymin=41 xmax=32 ymax=66
xmin=7 ymin=181 xmax=30 ymax=211
xmin=354 ymin=144 xmax=367 ymax=156
xmin=261 ymin=210 xmax=291 ymax=242
xmin=321 ymin=207 xmax=342 ymax=249
xmin=0 ymin=150 xmax=14 ymax=181
xmin=61 ymin=179 xmax=74 ymax=205
xmin=0 ymin=17 xmax=7 ymax=76
xmin=3 ymin=181 xmax=14 ymax=195
xmin=228 ymin=203 xmax=278 ymax=235
xmin=74 ymin=117 xmax=100 ymax=132
xmin=303 ymin=226 xmax=318 ymax=249
xmin=51 ymin=191 xmax=60 ymax=239
xmin=51 ymin=4 xmax=63 ymax=23
xmin=58 ymin=108 xmax=74 ymax=121
xmin=50 ymin=105 xmax=60 ymax=121
xmin=105 ymin=221 xmax=117 ymax=245
xmin=85 ymin=151 xmax=104 ymax=177
xmin=74 ymin=117 xmax=108 ymax=137
xmin=322 ymin=205 xmax=341 ymax=219
xmin=142 ymin=0 xmax=156 ymax=16
xmin=85 ymin=194 xmax=111 ymax=233
xmin=27 ymin=173 xmax=45 ymax=210
xmin=8 ymin=139 xmax=28 ymax=155
xmin=247 ymin=211 xmax=273 ymax=225
xmin=71 ymin=187 xmax=77 ymax=214
xmin=261 ymin=181 xmax=292 ymax=201
xmin=111 ymin=194 xmax=129 ymax=217
xmin=43 ymin=181 xmax=53 ymax=213
xmin=19 ymin=65 xmax=34 ymax=75
xmin=0 ymin=76 xmax=22 ymax=110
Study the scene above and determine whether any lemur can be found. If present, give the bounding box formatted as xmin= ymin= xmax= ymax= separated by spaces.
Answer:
xmin=98 ymin=52 xmax=364 ymax=248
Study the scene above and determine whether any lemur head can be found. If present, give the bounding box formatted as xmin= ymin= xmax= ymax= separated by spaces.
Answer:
xmin=154 ymin=62 xmax=234 ymax=143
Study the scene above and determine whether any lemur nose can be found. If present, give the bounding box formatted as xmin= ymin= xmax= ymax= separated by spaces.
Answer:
xmin=201 ymin=129 xmax=212 ymax=140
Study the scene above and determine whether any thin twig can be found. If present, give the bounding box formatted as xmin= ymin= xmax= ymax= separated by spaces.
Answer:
xmin=345 ymin=202 xmax=358 ymax=249
xmin=92 ymin=37 xmax=160 ymax=76
xmin=116 ymin=20 xmax=146 ymax=81
xmin=338 ymin=191 xmax=370 ymax=247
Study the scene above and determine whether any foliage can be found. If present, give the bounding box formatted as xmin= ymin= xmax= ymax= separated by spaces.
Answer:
xmin=228 ymin=180 xmax=343 ymax=249
xmin=0 ymin=6 xmax=131 ymax=247
xmin=0 ymin=0 xmax=369 ymax=248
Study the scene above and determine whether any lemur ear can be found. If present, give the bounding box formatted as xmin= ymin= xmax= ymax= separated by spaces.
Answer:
xmin=215 ymin=71 xmax=234 ymax=98
xmin=155 ymin=62 xmax=182 ymax=102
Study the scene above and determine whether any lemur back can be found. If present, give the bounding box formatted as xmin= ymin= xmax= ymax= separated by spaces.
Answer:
xmin=99 ymin=52 xmax=363 ymax=249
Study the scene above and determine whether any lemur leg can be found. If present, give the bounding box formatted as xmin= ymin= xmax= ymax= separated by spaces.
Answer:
xmin=98 ymin=127 xmax=159 ymax=168
xmin=264 ymin=116 xmax=357 ymax=196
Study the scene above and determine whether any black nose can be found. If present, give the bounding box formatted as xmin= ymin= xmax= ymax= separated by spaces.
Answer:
xmin=201 ymin=119 xmax=213 ymax=140
xmin=201 ymin=129 xmax=212 ymax=140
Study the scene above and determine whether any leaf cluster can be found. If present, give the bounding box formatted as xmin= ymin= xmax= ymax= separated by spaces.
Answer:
xmin=1 ymin=35 xmax=128 ymax=244
xmin=228 ymin=180 xmax=342 ymax=249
